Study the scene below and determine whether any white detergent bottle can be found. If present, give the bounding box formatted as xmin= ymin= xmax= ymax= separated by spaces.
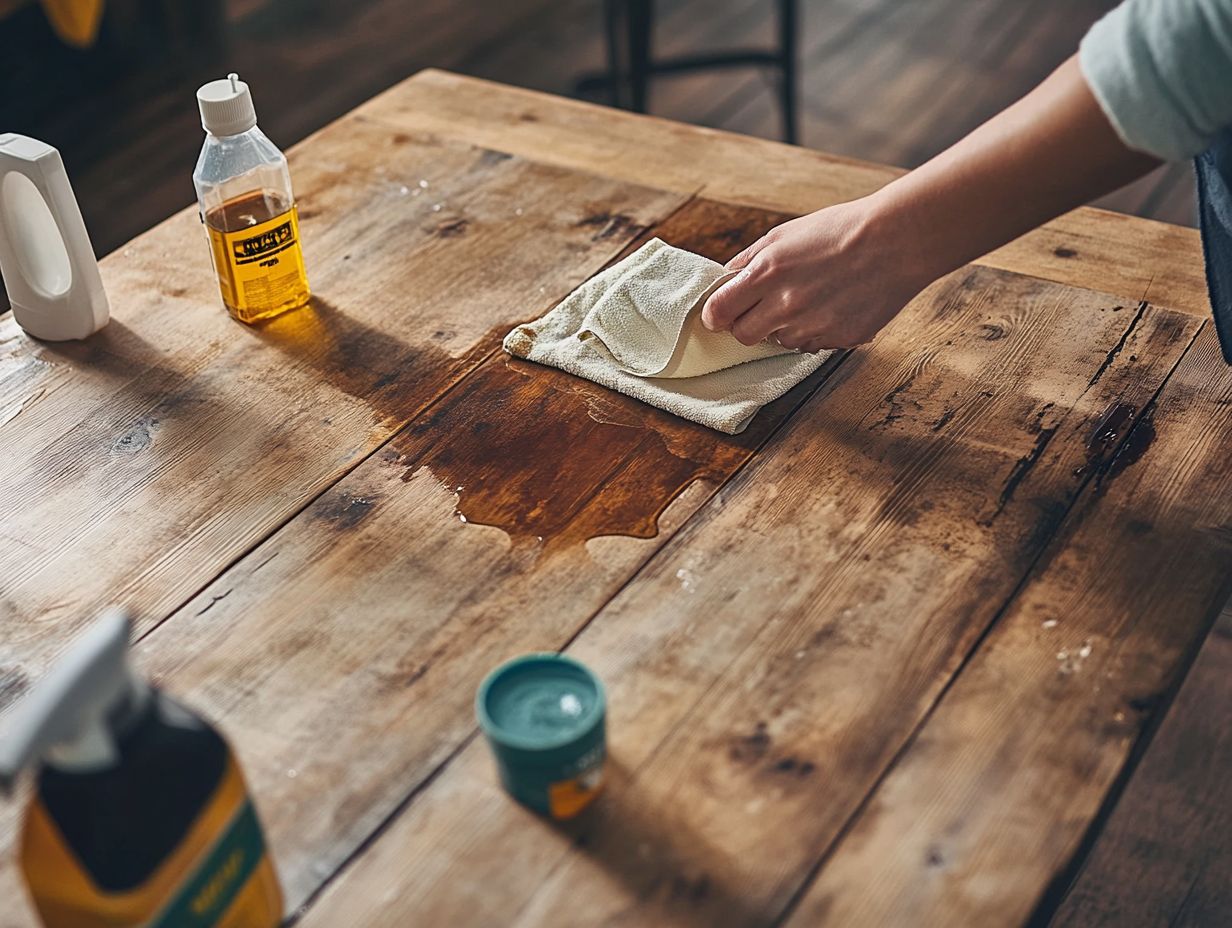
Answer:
xmin=0 ymin=134 xmax=109 ymax=341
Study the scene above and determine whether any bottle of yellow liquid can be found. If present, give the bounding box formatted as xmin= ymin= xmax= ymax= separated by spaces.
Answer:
xmin=193 ymin=73 xmax=310 ymax=324
xmin=0 ymin=609 xmax=283 ymax=928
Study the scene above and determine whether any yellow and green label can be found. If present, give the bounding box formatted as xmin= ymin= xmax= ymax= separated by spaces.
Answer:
xmin=148 ymin=801 xmax=266 ymax=928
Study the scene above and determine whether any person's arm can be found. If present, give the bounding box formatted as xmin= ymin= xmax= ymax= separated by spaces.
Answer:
xmin=701 ymin=55 xmax=1160 ymax=352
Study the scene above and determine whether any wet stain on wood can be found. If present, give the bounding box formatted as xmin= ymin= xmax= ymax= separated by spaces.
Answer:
xmin=375 ymin=197 xmax=819 ymax=547
xmin=1105 ymin=413 xmax=1156 ymax=481
xmin=389 ymin=356 xmax=753 ymax=545
xmin=312 ymin=491 xmax=379 ymax=530
xmin=1087 ymin=402 xmax=1137 ymax=459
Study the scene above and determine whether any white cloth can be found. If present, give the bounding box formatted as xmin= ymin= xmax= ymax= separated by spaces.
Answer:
xmin=503 ymin=238 xmax=832 ymax=434
xmin=1080 ymin=0 xmax=1232 ymax=161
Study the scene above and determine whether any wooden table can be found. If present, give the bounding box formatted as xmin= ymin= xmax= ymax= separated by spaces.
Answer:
xmin=2 ymin=70 xmax=1229 ymax=927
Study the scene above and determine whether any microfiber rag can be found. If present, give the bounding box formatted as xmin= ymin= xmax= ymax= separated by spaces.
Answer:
xmin=504 ymin=238 xmax=832 ymax=434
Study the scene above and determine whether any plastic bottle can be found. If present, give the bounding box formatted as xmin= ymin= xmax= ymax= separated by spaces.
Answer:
xmin=0 ymin=134 xmax=109 ymax=341
xmin=193 ymin=73 xmax=310 ymax=324
xmin=0 ymin=609 xmax=283 ymax=928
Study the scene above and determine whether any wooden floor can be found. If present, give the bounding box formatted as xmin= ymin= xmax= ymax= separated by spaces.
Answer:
xmin=0 ymin=0 xmax=1197 ymax=262
xmin=1 ymin=1 xmax=1223 ymax=924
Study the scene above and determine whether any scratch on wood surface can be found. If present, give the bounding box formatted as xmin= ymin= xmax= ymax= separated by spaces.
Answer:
xmin=0 ymin=388 xmax=45 ymax=427
xmin=195 ymin=589 xmax=233 ymax=616
xmin=1087 ymin=301 xmax=1147 ymax=388
xmin=252 ymin=551 xmax=281 ymax=574
xmin=868 ymin=372 xmax=919 ymax=430
xmin=983 ymin=426 xmax=1057 ymax=524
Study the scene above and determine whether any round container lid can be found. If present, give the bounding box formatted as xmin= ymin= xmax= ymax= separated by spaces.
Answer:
xmin=476 ymin=653 xmax=605 ymax=752
xmin=197 ymin=73 xmax=257 ymax=137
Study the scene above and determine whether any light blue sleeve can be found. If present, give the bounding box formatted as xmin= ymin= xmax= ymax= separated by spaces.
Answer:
xmin=1080 ymin=0 xmax=1232 ymax=161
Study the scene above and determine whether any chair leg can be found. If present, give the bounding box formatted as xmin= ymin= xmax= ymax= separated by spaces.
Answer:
xmin=778 ymin=0 xmax=799 ymax=144
xmin=604 ymin=0 xmax=625 ymax=108
xmin=627 ymin=0 xmax=653 ymax=114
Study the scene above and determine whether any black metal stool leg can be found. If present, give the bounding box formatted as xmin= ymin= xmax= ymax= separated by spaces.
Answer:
xmin=604 ymin=0 xmax=625 ymax=108
xmin=778 ymin=0 xmax=799 ymax=144
xmin=627 ymin=0 xmax=653 ymax=114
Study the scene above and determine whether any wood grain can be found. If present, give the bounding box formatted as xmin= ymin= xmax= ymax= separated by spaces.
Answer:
xmin=1052 ymin=610 xmax=1232 ymax=927
xmin=0 ymin=63 xmax=1221 ymax=927
xmin=786 ymin=324 xmax=1232 ymax=927
xmin=0 ymin=119 xmax=682 ymax=682
xmin=0 ymin=199 xmax=839 ymax=928
xmin=294 ymin=269 xmax=1199 ymax=927
xmin=357 ymin=70 xmax=1208 ymax=316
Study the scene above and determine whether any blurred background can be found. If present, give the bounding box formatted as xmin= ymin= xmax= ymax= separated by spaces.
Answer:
xmin=0 ymin=0 xmax=1197 ymax=263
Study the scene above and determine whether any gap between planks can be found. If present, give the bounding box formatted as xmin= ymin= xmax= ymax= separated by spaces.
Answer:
xmin=773 ymin=318 xmax=1209 ymax=928
xmin=127 ymin=190 xmax=855 ymax=924
xmin=279 ymin=341 xmax=854 ymax=928
xmin=128 ymin=187 xmax=714 ymax=651
xmin=282 ymin=267 xmax=1203 ymax=927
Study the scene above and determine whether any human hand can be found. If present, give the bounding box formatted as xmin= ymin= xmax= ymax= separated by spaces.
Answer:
xmin=700 ymin=196 xmax=936 ymax=353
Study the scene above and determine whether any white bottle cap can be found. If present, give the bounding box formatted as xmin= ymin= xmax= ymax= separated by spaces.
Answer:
xmin=197 ymin=72 xmax=258 ymax=137
xmin=0 ymin=608 xmax=150 ymax=791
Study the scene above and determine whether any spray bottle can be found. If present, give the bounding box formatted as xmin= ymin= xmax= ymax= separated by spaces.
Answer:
xmin=0 ymin=609 xmax=283 ymax=928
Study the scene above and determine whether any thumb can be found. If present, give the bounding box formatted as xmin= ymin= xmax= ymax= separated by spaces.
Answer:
xmin=724 ymin=235 xmax=770 ymax=271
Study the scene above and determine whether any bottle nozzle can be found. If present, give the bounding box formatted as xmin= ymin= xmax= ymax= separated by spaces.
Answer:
xmin=0 ymin=608 xmax=140 ymax=794
xmin=196 ymin=73 xmax=258 ymax=137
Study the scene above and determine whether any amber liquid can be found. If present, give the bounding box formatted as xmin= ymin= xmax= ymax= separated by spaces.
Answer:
xmin=205 ymin=189 xmax=310 ymax=324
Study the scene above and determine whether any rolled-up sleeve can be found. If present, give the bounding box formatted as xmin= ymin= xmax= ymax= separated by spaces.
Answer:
xmin=1080 ymin=0 xmax=1232 ymax=161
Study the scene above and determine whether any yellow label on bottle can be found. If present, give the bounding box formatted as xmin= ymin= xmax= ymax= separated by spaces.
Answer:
xmin=207 ymin=205 xmax=310 ymax=324
xmin=20 ymin=757 xmax=283 ymax=928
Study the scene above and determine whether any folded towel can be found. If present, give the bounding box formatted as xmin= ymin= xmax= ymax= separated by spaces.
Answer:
xmin=504 ymin=238 xmax=832 ymax=434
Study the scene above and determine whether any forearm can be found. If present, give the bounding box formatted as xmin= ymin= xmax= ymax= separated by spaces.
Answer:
xmin=702 ymin=53 xmax=1169 ymax=351
xmin=868 ymin=54 xmax=1161 ymax=284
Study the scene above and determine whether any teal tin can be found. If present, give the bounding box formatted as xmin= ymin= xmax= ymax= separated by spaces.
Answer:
xmin=476 ymin=653 xmax=607 ymax=819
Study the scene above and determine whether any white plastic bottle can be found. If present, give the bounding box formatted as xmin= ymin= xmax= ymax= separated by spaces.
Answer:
xmin=193 ymin=73 xmax=310 ymax=325
xmin=0 ymin=134 xmax=109 ymax=341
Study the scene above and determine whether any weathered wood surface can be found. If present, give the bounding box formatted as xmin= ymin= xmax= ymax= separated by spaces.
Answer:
xmin=296 ymin=270 xmax=1202 ymax=926
xmin=788 ymin=325 xmax=1232 ymax=927
xmin=0 ymin=196 xmax=832 ymax=925
xmin=358 ymin=70 xmax=1209 ymax=317
xmin=1 ymin=71 xmax=1227 ymax=928
xmin=0 ymin=118 xmax=682 ymax=670
xmin=1052 ymin=608 xmax=1232 ymax=927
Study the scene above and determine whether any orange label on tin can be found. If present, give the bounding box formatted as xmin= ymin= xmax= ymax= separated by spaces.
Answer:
xmin=548 ymin=767 xmax=604 ymax=819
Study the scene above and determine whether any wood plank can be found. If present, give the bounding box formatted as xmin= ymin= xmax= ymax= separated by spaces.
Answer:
xmin=293 ymin=269 xmax=1199 ymax=926
xmin=0 ymin=119 xmax=683 ymax=681
xmin=358 ymin=70 xmax=1208 ymax=315
xmin=1053 ymin=612 xmax=1232 ymax=927
xmin=0 ymin=198 xmax=835 ymax=928
xmin=786 ymin=324 xmax=1232 ymax=927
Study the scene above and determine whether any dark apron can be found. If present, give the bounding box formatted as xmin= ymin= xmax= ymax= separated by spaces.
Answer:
xmin=1197 ymin=126 xmax=1232 ymax=361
